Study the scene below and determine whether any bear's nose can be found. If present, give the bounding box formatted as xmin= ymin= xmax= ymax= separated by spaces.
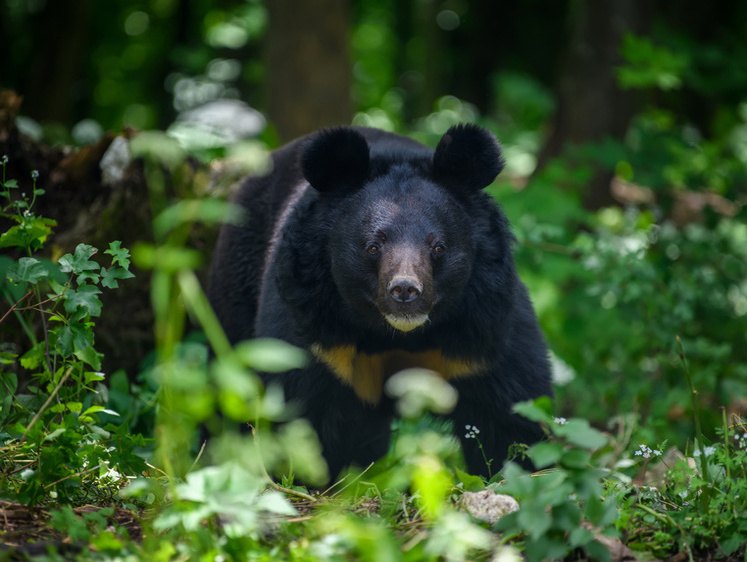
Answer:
xmin=388 ymin=278 xmax=422 ymax=303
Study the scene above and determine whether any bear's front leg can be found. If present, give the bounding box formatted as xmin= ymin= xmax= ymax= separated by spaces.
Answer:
xmin=280 ymin=366 xmax=394 ymax=482
xmin=448 ymin=376 xmax=546 ymax=479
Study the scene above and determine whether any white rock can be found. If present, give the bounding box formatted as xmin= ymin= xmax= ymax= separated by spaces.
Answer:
xmin=457 ymin=490 xmax=519 ymax=525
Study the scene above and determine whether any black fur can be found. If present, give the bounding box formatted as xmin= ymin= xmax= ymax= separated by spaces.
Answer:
xmin=209 ymin=125 xmax=553 ymax=480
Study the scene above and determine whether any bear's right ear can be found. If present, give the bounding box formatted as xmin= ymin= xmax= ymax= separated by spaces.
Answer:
xmin=301 ymin=128 xmax=370 ymax=193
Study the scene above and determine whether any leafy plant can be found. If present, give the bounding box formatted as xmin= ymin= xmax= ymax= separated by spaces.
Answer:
xmin=0 ymin=157 xmax=145 ymax=506
xmin=493 ymin=398 xmax=618 ymax=561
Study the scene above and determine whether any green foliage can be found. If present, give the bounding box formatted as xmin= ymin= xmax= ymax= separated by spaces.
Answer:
xmin=493 ymin=399 xmax=618 ymax=561
xmin=0 ymin=158 xmax=145 ymax=508
xmin=617 ymin=34 xmax=689 ymax=90
xmin=618 ymin=417 xmax=747 ymax=558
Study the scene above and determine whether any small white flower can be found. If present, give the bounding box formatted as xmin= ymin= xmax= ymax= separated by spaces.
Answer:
xmin=2 ymin=155 xmax=8 ymax=164
xmin=554 ymin=417 xmax=567 ymax=425
xmin=635 ymin=444 xmax=661 ymax=459
xmin=464 ymin=424 xmax=480 ymax=439
xmin=31 ymin=169 xmax=39 ymax=179
xmin=693 ymin=446 xmax=716 ymax=457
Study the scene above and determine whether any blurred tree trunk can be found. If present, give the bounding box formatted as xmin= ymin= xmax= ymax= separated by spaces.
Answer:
xmin=265 ymin=0 xmax=353 ymax=142
xmin=23 ymin=0 xmax=95 ymax=125
xmin=536 ymin=0 xmax=652 ymax=210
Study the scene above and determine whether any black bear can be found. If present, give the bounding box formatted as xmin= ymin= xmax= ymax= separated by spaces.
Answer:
xmin=209 ymin=124 xmax=553 ymax=479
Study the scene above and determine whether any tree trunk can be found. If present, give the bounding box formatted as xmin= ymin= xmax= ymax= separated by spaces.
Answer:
xmin=265 ymin=0 xmax=353 ymax=142
xmin=536 ymin=0 xmax=652 ymax=210
xmin=22 ymin=0 xmax=96 ymax=125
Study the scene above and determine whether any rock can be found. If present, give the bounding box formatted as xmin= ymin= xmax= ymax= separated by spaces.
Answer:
xmin=457 ymin=490 xmax=519 ymax=525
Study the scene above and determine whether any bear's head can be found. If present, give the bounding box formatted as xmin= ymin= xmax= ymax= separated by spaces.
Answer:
xmin=300 ymin=124 xmax=505 ymax=335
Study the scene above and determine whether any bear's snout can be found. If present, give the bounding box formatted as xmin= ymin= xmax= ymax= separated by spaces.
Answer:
xmin=388 ymin=277 xmax=422 ymax=303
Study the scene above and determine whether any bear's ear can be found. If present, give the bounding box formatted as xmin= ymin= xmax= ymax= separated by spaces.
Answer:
xmin=432 ymin=124 xmax=505 ymax=192
xmin=301 ymin=127 xmax=370 ymax=193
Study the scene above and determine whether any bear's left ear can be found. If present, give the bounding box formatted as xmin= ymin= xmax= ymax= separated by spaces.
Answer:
xmin=301 ymin=127 xmax=370 ymax=193
xmin=432 ymin=124 xmax=505 ymax=192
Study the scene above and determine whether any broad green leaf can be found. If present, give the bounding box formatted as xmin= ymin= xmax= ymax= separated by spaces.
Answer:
xmin=554 ymin=419 xmax=608 ymax=450
xmin=55 ymin=326 xmax=74 ymax=356
xmin=455 ymin=467 xmax=486 ymax=492
xmin=153 ymin=199 xmax=245 ymax=240
xmin=518 ymin=502 xmax=551 ymax=539
xmin=235 ymin=338 xmax=307 ymax=372
xmin=528 ymin=440 xmax=564 ymax=469
xmin=100 ymin=265 xmax=135 ymax=289
xmin=569 ymin=526 xmax=595 ymax=548
xmin=74 ymin=345 xmax=103 ymax=370
xmin=0 ymin=217 xmax=56 ymax=250
xmin=63 ymin=285 xmax=102 ymax=316
xmin=84 ymin=371 xmax=105 ymax=383
xmin=560 ymin=448 xmax=592 ymax=469
xmin=4 ymin=179 xmax=19 ymax=188
xmin=6 ymin=257 xmax=49 ymax=284
xmin=58 ymin=244 xmax=98 ymax=275
xmin=66 ymin=402 xmax=82 ymax=413
xmin=20 ymin=342 xmax=46 ymax=370
xmin=512 ymin=396 xmax=554 ymax=425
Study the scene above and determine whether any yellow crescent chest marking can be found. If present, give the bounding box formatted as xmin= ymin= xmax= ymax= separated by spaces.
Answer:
xmin=310 ymin=344 xmax=484 ymax=404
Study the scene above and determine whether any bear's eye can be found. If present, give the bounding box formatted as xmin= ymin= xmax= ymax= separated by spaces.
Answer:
xmin=366 ymin=244 xmax=380 ymax=255
xmin=432 ymin=243 xmax=447 ymax=254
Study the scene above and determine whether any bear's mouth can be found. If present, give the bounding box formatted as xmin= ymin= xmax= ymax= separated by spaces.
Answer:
xmin=384 ymin=313 xmax=429 ymax=332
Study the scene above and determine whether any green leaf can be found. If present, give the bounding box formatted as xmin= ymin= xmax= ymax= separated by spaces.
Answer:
xmin=66 ymin=402 xmax=82 ymax=413
xmin=1 ymin=371 xmax=18 ymax=393
xmin=455 ymin=467 xmax=486 ymax=492
xmin=54 ymin=317 xmax=95 ymax=357
xmin=44 ymin=428 xmax=66 ymax=441
xmin=528 ymin=440 xmax=564 ymax=469
xmin=58 ymin=244 xmax=99 ymax=276
xmin=74 ymin=345 xmax=103 ymax=370
xmin=569 ymin=526 xmax=595 ymax=548
xmin=554 ymin=419 xmax=608 ymax=450
xmin=512 ymin=396 xmax=554 ymax=425
xmin=55 ymin=326 xmax=74 ymax=356
xmin=129 ymin=130 xmax=187 ymax=171
xmin=6 ymin=257 xmax=49 ymax=284
xmin=104 ymin=241 xmax=132 ymax=269
xmin=0 ymin=217 xmax=56 ymax=250
xmin=99 ymin=265 xmax=135 ymax=289
xmin=84 ymin=371 xmax=105 ymax=384
xmin=4 ymin=179 xmax=19 ymax=188
xmin=82 ymin=405 xmax=119 ymax=417
xmin=20 ymin=342 xmax=46 ymax=370
xmin=132 ymin=242 xmax=203 ymax=271
xmin=0 ymin=351 xmax=18 ymax=365
xmin=76 ymin=270 xmax=100 ymax=285
xmin=235 ymin=338 xmax=307 ymax=372
xmin=560 ymin=448 xmax=592 ymax=469
xmin=518 ymin=503 xmax=551 ymax=539
xmin=153 ymin=199 xmax=245 ymax=240
xmin=63 ymin=284 xmax=102 ymax=316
